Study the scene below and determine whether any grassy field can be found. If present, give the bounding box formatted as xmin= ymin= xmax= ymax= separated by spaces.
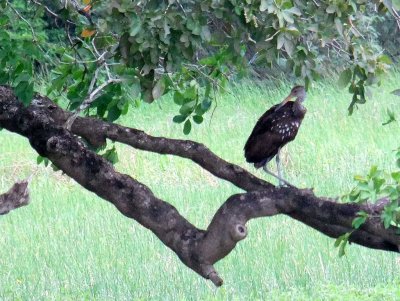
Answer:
xmin=1 ymin=74 xmax=400 ymax=300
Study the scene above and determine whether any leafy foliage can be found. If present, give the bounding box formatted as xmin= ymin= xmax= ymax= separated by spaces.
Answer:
xmin=335 ymin=151 xmax=400 ymax=256
xmin=334 ymin=232 xmax=351 ymax=257
xmin=0 ymin=1 xmax=41 ymax=104
xmin=1 ymin=0 xmax=398 ymax=132
xmin=342 ymin=152 xmax=400 ymax=231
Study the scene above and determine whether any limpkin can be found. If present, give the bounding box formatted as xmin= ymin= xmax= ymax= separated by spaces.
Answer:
xmin=244 ymin=86 xmax=307 ymax=186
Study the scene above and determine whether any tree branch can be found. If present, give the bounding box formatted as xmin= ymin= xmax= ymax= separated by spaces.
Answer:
xmin=31 ymin=94 xmax=274 ymax=192
xmin=0 ymin=86 xmax=399 ymax=287
xmin=0 ymin=179 xmax=30 ymax=215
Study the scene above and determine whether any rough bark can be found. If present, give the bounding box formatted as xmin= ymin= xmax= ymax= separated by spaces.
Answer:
xmin=30 ymin=94 xmax=273 ymax=192
xmin=0 ymin=85 xmax=399 ymax=286
xmin=0 ymin=179 xmax=30 ymax=215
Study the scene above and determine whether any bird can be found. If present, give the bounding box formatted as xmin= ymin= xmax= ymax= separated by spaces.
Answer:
xmin=244 ymin=86 xmax=307 ymax=186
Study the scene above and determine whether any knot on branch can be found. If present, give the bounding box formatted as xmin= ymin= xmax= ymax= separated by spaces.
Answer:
xmin=46 ymin=133 xmax=86 ymax=155
xmin=230 ymin=223 xmax=247 ymax=241
xmin=46 ymin=136 xmax=66 ymax=154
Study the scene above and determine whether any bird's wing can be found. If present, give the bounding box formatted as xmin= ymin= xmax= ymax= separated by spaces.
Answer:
xmin=244 ymin=131 xmax=282 ymax=164
xmin=247 ymin=104 xmax=280 ymax=137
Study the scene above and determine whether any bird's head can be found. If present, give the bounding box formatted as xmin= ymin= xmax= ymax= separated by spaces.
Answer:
xmin=290 ymin=86 xmax=306 ymax=102
xmin=275 ymin=86 xmax=306 ymax=111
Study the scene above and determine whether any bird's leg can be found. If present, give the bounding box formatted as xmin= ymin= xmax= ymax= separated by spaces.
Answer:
xmin=262 ymin=163 xmax=296 ymax=188
xmin=276 ymin=148 xmax=284 ymax=186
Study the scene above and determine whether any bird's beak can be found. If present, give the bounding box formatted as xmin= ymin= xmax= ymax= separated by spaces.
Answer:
xmin=275 ymin=94 xmax=293 ymax=111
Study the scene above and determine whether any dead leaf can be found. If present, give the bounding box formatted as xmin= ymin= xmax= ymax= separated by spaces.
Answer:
xmin=81 ymin=29 xmax=96 ymax=38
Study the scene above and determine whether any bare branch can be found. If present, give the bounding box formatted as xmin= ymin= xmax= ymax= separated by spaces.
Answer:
xmin=0 ymin=178 xmax=31 ymax=215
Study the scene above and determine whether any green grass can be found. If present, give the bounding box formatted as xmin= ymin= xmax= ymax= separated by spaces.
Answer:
xmin=1 ymin=74 xmax=400 ymax=300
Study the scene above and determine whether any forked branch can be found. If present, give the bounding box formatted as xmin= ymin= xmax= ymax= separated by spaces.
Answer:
xmin=0 ymin=86 xmax=399 ymax=286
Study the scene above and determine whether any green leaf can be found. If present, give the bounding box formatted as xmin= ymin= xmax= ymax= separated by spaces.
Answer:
xmin=14 ymin=81 xmax=34 ymax=106
xmin=392 ymin=171 xmax=400 ymax=183
xmin=391 ymin=89 xmax=400 ymax=97
xmin=338 ymin=240 xmax=347 ymax=257
xmin=14 ymin=72 xmax=31 ymax=85
xmin=382 ymin=109 xmax=396 ymax=125
xmin=334 ymin=235 xmax=343 ymax=248
xmin=37 ymin=156 xmax=44 ymax=165
xmin=378 ymin=54 xmax=392 ymax=65
xmin=37 ymin=155 xmax=49 ymax=167
xmin=184 ymin=85 xmax=197 ymax=99
xmin=352 ymin=215 xmax=367 ymax=229
xmin=382 ymin=211 xmax=393 ymax=229
xmin=179 ymin=101 xmax=196 ymax=116
xmin=282 ymin=11 xmax=294 ymax=24
xmin=334 ymin=232 xmax=351 ymax=257
xmin=106 ymin=106 xmax=122 ymax=122
xmin=173 ymin=115 xmax=186 ymax=123
xmin=193 ymin=115 xmax=203 ymax=124
xmin=338 ymin=69 xmax=352 ymax=89
xmin=277 ymin=33 xmax=285 ymax=50
xmin=286 ymin=7 xmax=301 ymax=16
xmin=326 ymin=5 xmax=337 ymax=14
xmin=183 ymin=119 xmax=192 ymax=135
xmin=334 ymin=18 xmax=343 ymax=36
xmin=201 ymin=98 xmax=212 ymax=111
xmin=174 ymin=91 xmax=185 ymax=105
xmin=369 ymin=165 xmax=378 ymax=178
xmin=152 ymin=78 xmax=166 ymax=100
xmin=118 ymin=99 xmax=130 ymax=116
xmin=103 ymin=146 xmax=119 ymax=164
xmin=201 ymin=26 xmax=211 ymax=41
xmin=130 ymin=13 xmax=142 ymax=37
xmin=48 ymin=75 xmax=67 ymax=95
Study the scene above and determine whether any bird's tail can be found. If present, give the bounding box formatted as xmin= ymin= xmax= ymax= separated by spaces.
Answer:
xmin=253 ymin=159 xmax=267 ymax=169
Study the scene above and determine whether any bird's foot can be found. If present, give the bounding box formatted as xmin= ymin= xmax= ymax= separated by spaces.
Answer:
xmin=278 ymin=179 xmax=297 ymax=189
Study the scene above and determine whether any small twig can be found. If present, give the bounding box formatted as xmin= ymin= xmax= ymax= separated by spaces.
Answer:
xmin=392 ymin=8 xmax=400 ymax=31
xmin=182 ymin=63 xmax=234 ymax=97
xmin=91 ymin=38 xmax=113 ymax=80
xmin=176 ymin=0 xmax=187 ymax=17
xmin=325 ymin=39 xmax=350 ymax=57
xmin=209 ymin=84 xmax=218 ymax=127
xmin=311 ymin=0 xmax=320 ymax=7
xmin=64 ymin=77 xmax=123 ymax=129
xmin=348 ymin=17 xmax=365 ymax=39
xmin=7 ymin=1 xmax=37 ymax=41
xmin=265 ymin=30 xmax=280 ymax=42
xmin=164 ymin=2 xmax=172 ymax=15
xmin=66 ymin=23 xmax=88 ymax=79
xmin=87 ymin=67 xmax=101 ymax=96
xmin=6 ymin=0 xmax=48 ymax=54
xmin=30 ymin=0 xmax=76 ymax=26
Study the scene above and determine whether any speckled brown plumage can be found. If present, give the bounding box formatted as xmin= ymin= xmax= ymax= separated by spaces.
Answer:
xmin=244 ymin=100 xmax=306 ymax=168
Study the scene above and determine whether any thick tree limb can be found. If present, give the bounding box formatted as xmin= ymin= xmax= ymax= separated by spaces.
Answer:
xmin=0 ymin=86 xmax=399 ymax=286
xmin=0 ymin=179 xmax=30 ymax=215
xmin=31 ymin=94 xmax=274 ymax=192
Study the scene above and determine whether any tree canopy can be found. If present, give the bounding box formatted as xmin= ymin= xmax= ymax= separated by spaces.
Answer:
xmin=1 ymin=0 xmax=398 ymax=122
